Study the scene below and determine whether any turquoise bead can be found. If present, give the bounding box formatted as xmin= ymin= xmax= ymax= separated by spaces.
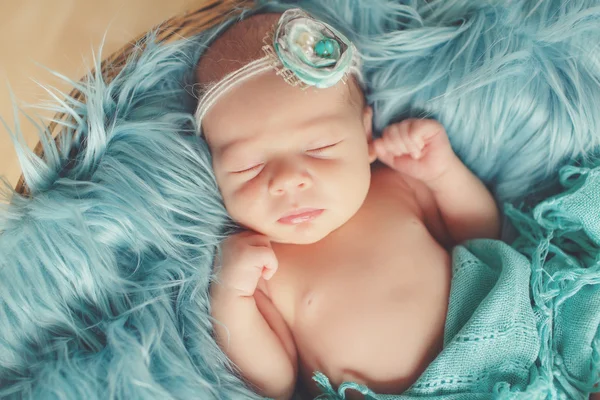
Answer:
xmin=315 ymin=39 xmax=336 ymax=58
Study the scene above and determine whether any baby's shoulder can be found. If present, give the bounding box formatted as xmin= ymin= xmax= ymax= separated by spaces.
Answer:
xmin=370 ymin=163 xmax=422 ymax=204
xmin=369 ymin=164 xmax=449 ymax=243
xmin=366 ymin=164 xmax=423 ymax=219
xmin=371 ymin=163 xmax=411 ymax=190
xmin=371 ymin=163 xmax=433 ymax=202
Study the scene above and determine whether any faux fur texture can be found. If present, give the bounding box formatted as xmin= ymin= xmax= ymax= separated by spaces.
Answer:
xmin=1 ymin=0 xmax=599 ymax=398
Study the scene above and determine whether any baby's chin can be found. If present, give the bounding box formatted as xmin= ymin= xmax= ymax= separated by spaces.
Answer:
xmin=261 ymin=218 xmax=345 ymax=245
xmin=269 ymin=232 xmax=328 ymax=245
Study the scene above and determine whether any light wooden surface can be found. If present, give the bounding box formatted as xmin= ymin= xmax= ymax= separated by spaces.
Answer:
xmin=0 ymin=0 xmax=207 ymax=189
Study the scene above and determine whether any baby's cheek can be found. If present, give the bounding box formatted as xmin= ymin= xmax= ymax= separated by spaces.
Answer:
xmin=334 ymin=157 xmax=371 ymax=203
xmin=225 ymin=181 xmax=266 ymax=222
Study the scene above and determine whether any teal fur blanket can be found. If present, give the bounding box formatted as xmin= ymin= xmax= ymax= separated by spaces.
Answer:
xmin=1 ymin=0 xmax=600 ymax=399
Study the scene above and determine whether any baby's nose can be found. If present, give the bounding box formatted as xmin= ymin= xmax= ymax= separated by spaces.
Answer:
xmin=268 ymin=166 xmax=312 ymax=195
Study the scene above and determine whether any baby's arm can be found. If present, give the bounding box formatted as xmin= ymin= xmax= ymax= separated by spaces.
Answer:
xmin=374 ymin=119 xmax=500 ymax=244
xmin=425 ymin=154 xmax=500 ymax=243
xmin=210 ymin=232 xmax=297 ymax=399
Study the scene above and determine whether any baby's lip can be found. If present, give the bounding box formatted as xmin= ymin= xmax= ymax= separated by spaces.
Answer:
xmin=278 ymin=208 xmax=324 ymax=224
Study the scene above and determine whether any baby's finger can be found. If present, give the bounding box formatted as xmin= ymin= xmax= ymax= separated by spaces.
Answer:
xmin=401 ymin=132 xmax=422 ymax=159
xmin=374 ymin=139 xmax=396 ymax=166
xmin=255 ymin=246 xmax=278 ymax=280
xmin=416 ymin=119 xmax=445 ymax=142
xmin=388 ymin=153 xmax=423 ymax=178
xmin=409 ymin=130 xmax=426 ymax=152
xmin=261 ymin=262 xmax=277 ymax=280
xmin=262 ymin=265 xmax=277 ymax=280
xmin=373 ymin=138 xmax=386 ymax=156
xmin=385 ymin=127 xmax=409 ymax=155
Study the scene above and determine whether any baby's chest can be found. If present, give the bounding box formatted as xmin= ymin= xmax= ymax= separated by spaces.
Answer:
xmin=265 ymin=173 xmax=452 ymax=392
xmin=269 ymin=212 xmax=450 ymax=330
xmin=269 ymin=214 xmax=451 ymax=393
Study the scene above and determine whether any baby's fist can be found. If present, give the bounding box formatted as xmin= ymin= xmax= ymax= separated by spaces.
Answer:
xmin=374 ymin=118 xmax=457 ymax=184
xmin=213 ymin=231 xmax=278 ymax=298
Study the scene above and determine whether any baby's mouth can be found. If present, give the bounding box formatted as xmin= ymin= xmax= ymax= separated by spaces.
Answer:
xmin=277 ymin=208 xmax=324 ymax=224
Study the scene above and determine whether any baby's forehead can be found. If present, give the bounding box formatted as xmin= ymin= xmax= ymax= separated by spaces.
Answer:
xmin=209 ymin=112 xmax=349 ymax=165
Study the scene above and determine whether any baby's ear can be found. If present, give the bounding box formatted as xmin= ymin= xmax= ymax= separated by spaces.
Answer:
xmin=362 ymin=105 xmax=373 ymax=135
xmin=363 ymin=106 xmax=376 ymax=162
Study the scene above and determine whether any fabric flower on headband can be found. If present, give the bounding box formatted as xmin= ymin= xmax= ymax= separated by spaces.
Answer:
xmin=266 ymin=8 xmax=361 ymax=89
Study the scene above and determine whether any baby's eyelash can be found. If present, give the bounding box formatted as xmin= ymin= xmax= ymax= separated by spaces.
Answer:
xmin=229 ymin=141 xmax=343 ymax=172
xmin=307 ymin=140 xmax=343 ymax=154
xmin=231 ymin=163 xmax=264 ymax=174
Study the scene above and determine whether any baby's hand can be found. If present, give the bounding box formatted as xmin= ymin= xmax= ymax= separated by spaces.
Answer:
xmin=374 ymin=119 xmax=457 ymax=184
xmin=213 ymin=231 xmax=278 ymax=298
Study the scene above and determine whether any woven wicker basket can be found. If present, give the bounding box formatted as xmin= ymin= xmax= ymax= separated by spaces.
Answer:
xmin=15 ymin=0 xmax=252 ymax=195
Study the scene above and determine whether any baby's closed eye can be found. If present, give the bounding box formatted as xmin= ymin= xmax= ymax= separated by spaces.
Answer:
xmin=305 ymin=140 xmax=343 ymax=156
xmin=221 ymin=138 xmax=344 ymax=178
xmin=230 ymin=163 xmax=265 ymax=174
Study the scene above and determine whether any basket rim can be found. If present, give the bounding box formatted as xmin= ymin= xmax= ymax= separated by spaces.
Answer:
xmin=14 ymin=0 xmax=253 ymax=195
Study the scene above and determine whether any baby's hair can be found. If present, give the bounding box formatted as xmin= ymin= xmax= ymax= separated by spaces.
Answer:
xmin=195 ymin=13 xmax=281 ymax=88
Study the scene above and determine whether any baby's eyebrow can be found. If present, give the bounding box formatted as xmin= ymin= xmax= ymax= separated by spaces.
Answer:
xmin=217 ymin=138 xmax=257 ymax=165
xmin=214 ymin=139 xmax=258 ymax=165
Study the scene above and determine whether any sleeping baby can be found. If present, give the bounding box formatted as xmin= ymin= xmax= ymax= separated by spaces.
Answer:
xmin=194 ymin=9 xmax=500 ymax=399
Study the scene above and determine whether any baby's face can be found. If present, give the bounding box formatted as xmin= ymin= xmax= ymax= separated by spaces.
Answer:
xmin=202 ymin=72 xmax=376 ymax=244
